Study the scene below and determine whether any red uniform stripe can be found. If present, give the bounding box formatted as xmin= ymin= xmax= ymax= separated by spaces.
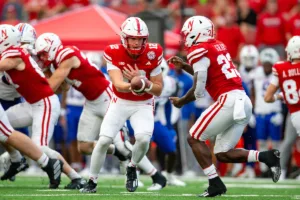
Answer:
xmin=0 ymin=121 xmax=12 ymax=133
xmin=41 ymin=99 xmax=47 ymax=146
xmin=196 ymin=95 xmax=227 ymax=140
xmin=191 ymin=96 xmax=224 ymax=138
xmin=0 ymin=127 xmax=10 ymax=137
xmin=45 ymin=97 xmax=51 ymax=146
xmin=135 ymin=18 xmax=141 ymax=34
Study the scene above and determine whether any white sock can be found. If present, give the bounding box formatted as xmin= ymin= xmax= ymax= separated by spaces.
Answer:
xmin=68 ymin=169 xmax=81 ymax=180
xmin=137 ymin=156 xmax=157 ymax=175
xmin=203 ymin=164 xmax=218 ymax=179
xmin=247 ymin=150 xmax=259 ymax=162
xmin=9 ymin=149 xmax=23 ymax=162
xmin=89 ymin=136 xmax=112 ymax=183
xmin=37 ymin=153 xmax=49 ymax=168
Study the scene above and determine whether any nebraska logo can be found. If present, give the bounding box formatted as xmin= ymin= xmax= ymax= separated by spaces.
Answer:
xmin=44 ymin=37 xmax=53 ymax=46
xmin=188 ymin=20 xmax=194 ymax=31
xmin=0 ymin=29 xmax=8 ymax=45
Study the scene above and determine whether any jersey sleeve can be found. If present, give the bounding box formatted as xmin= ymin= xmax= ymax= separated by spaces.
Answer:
xmin=270 ymin=65 xmax=279 ymax=86
xmin=1 ymin=49 xmax=22 ymax=60
xmin=156 ymin=44 xmax=163 ymax=66
xmin=55 ymin=46 xmax=76 ymax=65
xmin=103 ymin=45 xmax=113 ymax=64
xmin=187 ymin=45 xmax=208 ymax=66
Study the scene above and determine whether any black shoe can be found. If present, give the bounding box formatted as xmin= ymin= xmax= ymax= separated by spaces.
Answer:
xmin=126 ymin=166 xmax=138 ymax=192
xmin=65 ymin=178 xmax=87 ymax=189
xmin=260 ymin=149 xmax=281 ymax=183
xmin=151 ymin=171 xmax=167 ymax=188
xmin=42 ymin=159 xmax=63 ymax=189
xmin=79 ymin=179 xmax=97 ymax=193
xmin=198 ymin=177 xmax=227 ymax=198
xmin=1 ymin=157 xmax=28 ymax=181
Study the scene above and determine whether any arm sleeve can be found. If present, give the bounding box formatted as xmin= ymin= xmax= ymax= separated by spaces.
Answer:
xmin=193 ymin=57 xmax=210 ymax=98
xmin=150 ymin=65 xmax=162 ymax=76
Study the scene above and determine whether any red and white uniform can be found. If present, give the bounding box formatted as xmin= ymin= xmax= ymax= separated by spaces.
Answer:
xmin=101 ymin=43 xmax=163 ymax=139
xmin=187 ymin=39 xmax=252 ymax=153
xmin=104 ymin=43 xmax=163 ymax=101
xmin=1 ymin=47 xmax=60 ymax=146
xmin=52 ymin=46 xmax=112 ymax=142
xmin=0 ymin=103 xmax=13 ymax=143
xmin=272 ymin=61 xmax=300 ymax=134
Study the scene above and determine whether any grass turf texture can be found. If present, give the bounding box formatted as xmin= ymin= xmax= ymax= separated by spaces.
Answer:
xmin=0 ymin=175 xmax=299 ymax=200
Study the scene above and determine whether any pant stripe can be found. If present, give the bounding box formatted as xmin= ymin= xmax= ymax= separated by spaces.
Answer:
xmin=196 ymin=95 xmax=227 ymax=140
xmin=191 ymin=94 xmax=227 ymax=140
xmin=41 ymin=99 xmax=47 ymax=146
xmin=45 ymin=97 xmax=51 ymax=146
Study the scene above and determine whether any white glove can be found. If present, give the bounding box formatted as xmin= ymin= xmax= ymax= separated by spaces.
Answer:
xmin=248 ymin=114 xmax=256 ymax=128
xmin=270 ymin=113 xmax=283 ymax=126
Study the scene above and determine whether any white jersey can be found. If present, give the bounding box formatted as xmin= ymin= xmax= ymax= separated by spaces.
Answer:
xmin=155 ymin=76 xmax=177 ymax=124
xmin=251 ymin=67 xmax=281 ymax=114
xmin=0 ymin=73 xmax=20 ymax=101
xmin=239 ymin=65 xmax=255 ymax=91
xmin=66 ymin=87 xmax=85 ymax=106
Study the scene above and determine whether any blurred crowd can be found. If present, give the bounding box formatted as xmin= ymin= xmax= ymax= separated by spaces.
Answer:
xmin=1 ymin=0 xmax=300 ymax=180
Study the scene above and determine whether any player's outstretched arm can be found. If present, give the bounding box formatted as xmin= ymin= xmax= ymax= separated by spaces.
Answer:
xmin=264 ymin=84 xmax=280 ymax=103
xmin=0 ymin=58 xmax=22 ymax=71
xmin=109 ymin=69 xmax=131 ymax=92
xmin=48 ymin=57 xmax=77 ymax=92
xmin=167 ymin=56 xmax=193 ymax=75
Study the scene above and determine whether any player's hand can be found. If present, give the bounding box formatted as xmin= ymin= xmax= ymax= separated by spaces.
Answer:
xmin=169 ymin=96 xmax=184 ymax=108
xmin=167 ymin=56 xmax=185 ymax=69
xmin=123 ymin=64 xmax=140 ymax=81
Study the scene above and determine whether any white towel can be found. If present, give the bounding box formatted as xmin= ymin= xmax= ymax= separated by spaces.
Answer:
xmin=233 ymin=95 xmax=246 ymax=120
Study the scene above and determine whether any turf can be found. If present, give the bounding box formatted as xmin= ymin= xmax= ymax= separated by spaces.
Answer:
xmin=0 ymin=175 xmax=299 ymax=200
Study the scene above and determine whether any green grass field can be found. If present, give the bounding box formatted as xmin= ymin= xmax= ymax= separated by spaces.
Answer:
xmin=0 ymin=175 xmax=299 ymax=200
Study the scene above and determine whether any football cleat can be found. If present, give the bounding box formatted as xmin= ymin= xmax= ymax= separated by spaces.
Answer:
xmin=263 ymin=149 xmax=281 ymax=183
xmin=42 ymin=159 xmax=63 ymax=189
xmin=64 ymin=178 xmax=87 ymax=189
xmin=1 ymin=157 xmax=28 ymax=181
xmin=126 ymin=166 xmax=138 ymax=192
xmin=79 ymin=179 xmax=97 ymax=193
xmin=147 ymin=171 xmax=167 ymax=191
xmin=198 ymin=177 xmax=227 ymax=198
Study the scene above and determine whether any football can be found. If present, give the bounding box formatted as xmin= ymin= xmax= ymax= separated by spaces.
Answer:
xmin=130 ymin=76 xmax=149 ymax=93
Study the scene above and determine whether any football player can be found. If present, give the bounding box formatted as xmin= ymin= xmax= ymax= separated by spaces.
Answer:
xmin=168 ymin=16 xmax=281 ymax=197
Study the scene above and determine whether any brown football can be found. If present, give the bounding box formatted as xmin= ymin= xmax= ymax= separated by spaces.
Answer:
xmin=130 ymin=76 xmax=148 ymax=93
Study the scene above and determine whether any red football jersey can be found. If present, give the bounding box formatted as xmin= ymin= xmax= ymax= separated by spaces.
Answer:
xmin=104 ymin=43 xmax=163 ymax=101
xmin=53 ymin=46 xmax=110 ymax=101
xmin=1 ymin=47 xmax=54 ymax=103
xmin=187 ymin=39 xmax=243 ymax=101
xmin=273 ymin=61 xmax=300 ymax=113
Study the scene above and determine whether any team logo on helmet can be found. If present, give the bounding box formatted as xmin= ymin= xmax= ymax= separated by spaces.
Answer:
xmin=147 ymin=51 xmax=156 ymax=60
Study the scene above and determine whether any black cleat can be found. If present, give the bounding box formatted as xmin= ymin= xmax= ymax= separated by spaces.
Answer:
xmin=79 ymin=179 xmax=97 ymax=193
xmin=261 ymin=149 xmax=281 ymax=183
xmin=147 ymin=171 xmax=167 ymax=191
xmin=42 ymin=159 xmax=63 ymax=189
xmin=65 ymin=178 xmax=87 ymax=189
xmin=126 ymin=166 xmax=138 ymax=192
xmin=198 ymin=177 xmax=227 ymax=198
xmin=1 ymin=157 xmax=28 ymax=181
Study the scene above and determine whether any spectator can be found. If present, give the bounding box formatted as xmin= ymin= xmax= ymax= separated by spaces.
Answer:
xmin=43 ymin=0 xmax=65 ymax=18
xmin=285 ymin=4 xmax=300 ymax=40
xmin=1 ymin=0 xmax=23 ymax=21
xmin=1 ymin=4 xmax=20 ymax=25
xmin=256 ymin=0 xmax=286 ymax=58
xmin=62 ymin=0 xmax=90 ymax=10
xmin=248 ymin=0 xmax=267 ymax=14
xmin=23 ymin=0 xmax=48 ymax=21
xmin=217 ymin=6 xmax=245 ymax=61
xmin=237 ymin=0 xmax=257 ymax=44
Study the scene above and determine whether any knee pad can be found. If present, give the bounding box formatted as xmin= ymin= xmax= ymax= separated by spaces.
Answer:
xmin=40 ymin=146 xmax=61 ymax=159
